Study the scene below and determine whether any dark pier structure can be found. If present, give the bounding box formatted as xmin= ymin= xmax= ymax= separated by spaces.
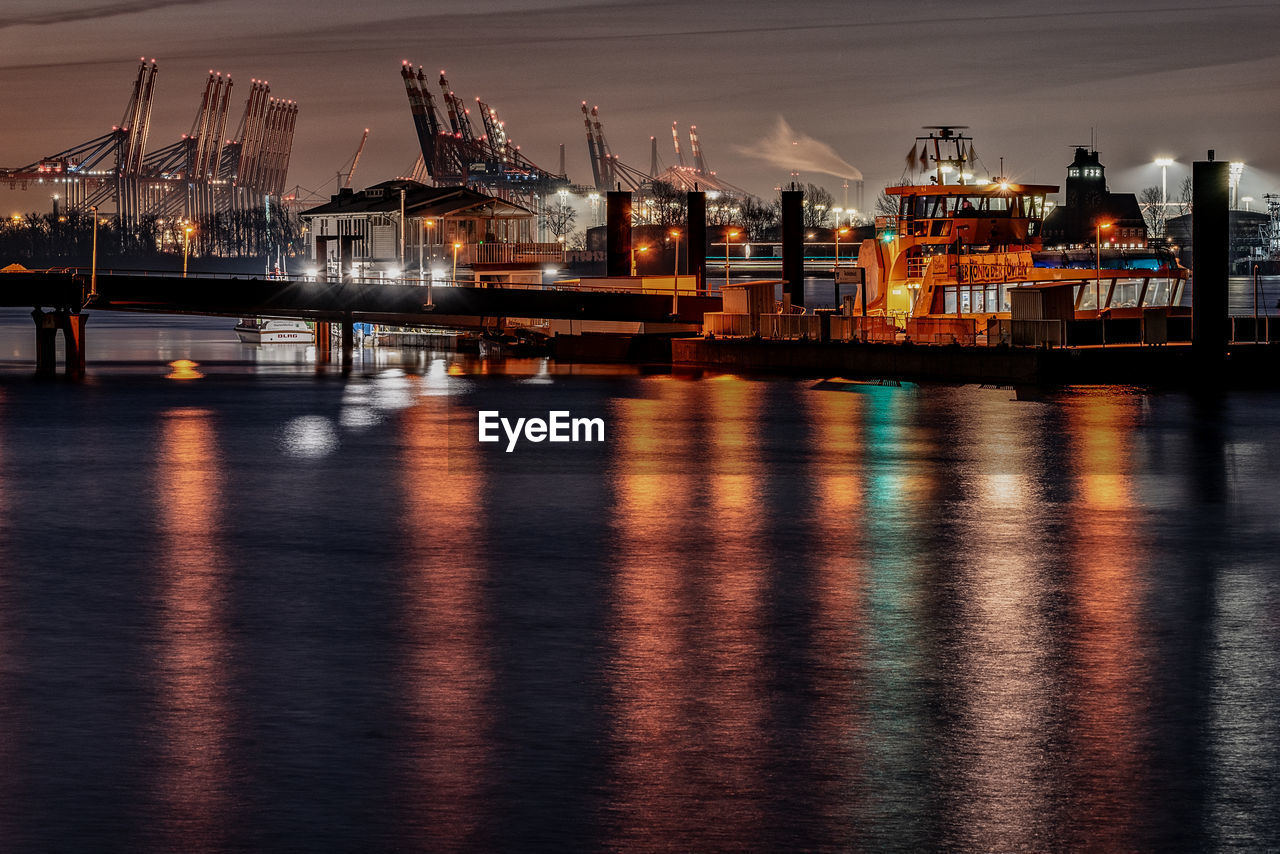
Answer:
xmin=0 ymin=269 xmax=720 ymax=376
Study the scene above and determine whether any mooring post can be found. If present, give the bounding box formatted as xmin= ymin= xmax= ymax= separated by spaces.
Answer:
xmin=687 ymin=190 xmax=707 ymax=292
xmin=781 ymin=186 xmax=805 ymax=308
xmin=1192 ymin=152 xmax=1230 ymax=360
xmin=606 ymin=190 xmax=632 ymax=278
xmin=315 ymin=321 xmax=332 ymax=366
xmin=31 ymin=309 xmax=57 ymax=379
xmin=59 ymin=311 xmax=88 ymax=380
xmin=341 ymin=314 xmax=354 ymax=372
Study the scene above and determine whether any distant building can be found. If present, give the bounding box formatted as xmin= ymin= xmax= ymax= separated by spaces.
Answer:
xmin=300 ymin=179 xmax=560 ymax=283
xmin=1166 ymin=209 xmax=1270 ymax=272
xmin=1042 ymin=148 xmax=1148 ymax=249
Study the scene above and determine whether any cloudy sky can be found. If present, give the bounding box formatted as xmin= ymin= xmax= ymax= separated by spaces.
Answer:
xmin=2 ymin=0 xmax=1279 ymax=211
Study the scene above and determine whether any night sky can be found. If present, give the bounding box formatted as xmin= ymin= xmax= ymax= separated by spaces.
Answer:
xmin=3 ymin=0 xmax=1279 ymax=211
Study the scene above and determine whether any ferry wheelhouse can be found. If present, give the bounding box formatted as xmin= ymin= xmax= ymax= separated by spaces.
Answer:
xmin=856 ymin=127 xmax=1187 ymax=325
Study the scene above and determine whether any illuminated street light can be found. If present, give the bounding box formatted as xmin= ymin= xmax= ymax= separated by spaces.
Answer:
xmin=452 ymin=242 xmax=462 ymax=284
xmin=724 ymin=229 xmax=739 ymax=286
xmin=670 ymin=229 xmax=681 ymax=313
xmin=1229 ymin=162 xmax=1245 ymax=209
xmin=1096 ymin=221 xmax=1112 ymax=314
xmin=90 ymin=206 xmax=99 ymax=297
xmin=1153 ymin=157 xmax=1175 ymax=237
xmin=834 ymin=226 xmax=849 ymax=269
xmin=183 ymin=224 xmax=194 ymax=278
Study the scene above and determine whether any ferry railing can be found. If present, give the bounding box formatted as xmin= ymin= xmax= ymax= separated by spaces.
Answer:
xmin=1230 ymin=315 xmax=1277 ymax=344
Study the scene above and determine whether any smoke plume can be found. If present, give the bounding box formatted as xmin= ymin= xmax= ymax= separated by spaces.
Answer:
xmin=0 ymin=0 xmax=216 ymax=30
xmin=734 ymin=116 xmax=862 ymax=182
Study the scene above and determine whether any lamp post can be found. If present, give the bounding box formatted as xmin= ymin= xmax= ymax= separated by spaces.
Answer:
xmin=1154 ymin=158 xmax=1174 ymax=232
xmin=724 ymin=229 xmax=738 ymax=286
xmin=1095 ymin=221 xmax=1112 ymax=314
xmin=183 ymin=224 xmax=194 ymax=278
xmin=419 ymin=220 xmax=426 ymax=283
xmin=834 ymin=225 xmax=849 ymax=304
xmin=1230 ymin=162 xmax=1244 ymax=209
xmin=670 ymin=229 xmax=681 ymax=313
xmin=90 ymin=205 xmax=99 ymax=297
xmin=1254 ymin=263 xmax=1261 ymax=342
xmin=452 ymin=242 xmax=461 ymax=284
xmin=631 ymin=244 xmax=648 ymax=276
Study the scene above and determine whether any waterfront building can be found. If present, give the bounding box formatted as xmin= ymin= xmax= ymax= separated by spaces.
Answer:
xmin=300 ymin=179 xmax=561 ymax=284
xmin=1042 ymin=148 xmax=1148 ymax=249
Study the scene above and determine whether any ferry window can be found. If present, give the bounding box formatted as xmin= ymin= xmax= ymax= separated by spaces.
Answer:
xmin=945 ymin=288 xmax=957 ymax=314
xmin=957 ymin=197 xmax=978 ymax=216
xmin=914 ymin=196 xmax=942 ymax=217
xmin=899 ymin=197 xmax=911 ymax=217
xmin=930 ymin=220 xmax=952 ymax=237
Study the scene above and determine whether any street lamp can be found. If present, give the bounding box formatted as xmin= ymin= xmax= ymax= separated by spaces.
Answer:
xmin=724 ymin=229 xmax=739 ymax=286
xmin=183 ymin=224 xmax=194 ymax=278
xmin=832 ymin=207 xmax=843 ymax=228
xmin=424 ymin=218 xmax=440 ymax=281
xmin=670 ymin=229 xmax=681 ymax=313
xmin=452 ymin=242 xmax=461 ymax=284
xmin=1154 ymin=157 xmax=1174 ymax=236
xmin=631 ymin=244 xmax=649 ymax=276
xmin=1095 ymin=221 xmax=1112 ymax=313
xmin=1230 ymin=162 xmax=1244 ymax=209
xmin=834 ymin=225 xmax=849 ymax=304
xmin=90 ymin=205 xmax=99 ymax=297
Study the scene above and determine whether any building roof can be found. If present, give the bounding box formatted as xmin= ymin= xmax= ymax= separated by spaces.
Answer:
xmin=300 ymin=180 xmax=531 ymax=218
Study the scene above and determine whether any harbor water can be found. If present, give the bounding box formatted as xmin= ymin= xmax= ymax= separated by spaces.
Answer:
xmin=0 ymin=292 xmax=1278 ymax=851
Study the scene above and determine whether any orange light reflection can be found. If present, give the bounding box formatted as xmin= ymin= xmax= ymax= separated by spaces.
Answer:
xmin=397 ymin=385 xmax=491 ymax=849
xmin=154 ymin=407 xmax=229 ymax=851
xmin=1064 ymin=395 xmax=1148 ymax=850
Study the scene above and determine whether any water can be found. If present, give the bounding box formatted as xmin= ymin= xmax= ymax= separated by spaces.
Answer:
xmin=0 ymin=306 xmax=1278 ymax=852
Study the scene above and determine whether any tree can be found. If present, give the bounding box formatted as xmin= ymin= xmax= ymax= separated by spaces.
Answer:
xmin=1139 ymin=186 xmax=1165 ymax=237
xmin=802 ymin=183 xmax=834 ymax=227
xmin=875 ymin=186 xmax=899 ymax=219
xmin=1176 ymin=175 xmax=1193 ymax=217
xmin=643 ymin=181 xmax=688 ymax=227
xmin=741 ymin=196 xmax=778 ymax=241
xmin=542 ymin=202 xmax=576 ymax=241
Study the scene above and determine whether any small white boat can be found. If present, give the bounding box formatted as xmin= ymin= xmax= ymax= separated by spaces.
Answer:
xmin=234 ymin=318 xmax=314 ymax=344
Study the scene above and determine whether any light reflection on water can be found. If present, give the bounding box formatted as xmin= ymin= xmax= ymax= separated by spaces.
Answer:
xmin=154 ymin=407 xmax=230 ymax=852
xmin=398 ymin=390 xmax=492 ymax=850
xmin=0 ymin=312 xmax=1277 ymax=850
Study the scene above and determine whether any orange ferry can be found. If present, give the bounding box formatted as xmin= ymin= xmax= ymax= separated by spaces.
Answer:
xmin=855 ymin=127 xmax=1187 ymax=325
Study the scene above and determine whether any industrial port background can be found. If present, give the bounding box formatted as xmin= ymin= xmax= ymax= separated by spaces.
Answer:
xmin=2 ymin=0 xmax=1279 ymax=214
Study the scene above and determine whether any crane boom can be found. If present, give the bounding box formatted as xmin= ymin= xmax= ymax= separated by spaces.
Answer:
xmin=344 ymin=128 xmax=369 ymax=188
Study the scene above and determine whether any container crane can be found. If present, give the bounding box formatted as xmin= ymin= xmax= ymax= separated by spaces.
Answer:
xmin=343 ymin=128 xmax=369 ymax=189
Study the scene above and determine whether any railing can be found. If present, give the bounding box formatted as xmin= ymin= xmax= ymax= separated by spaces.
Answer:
xmin=703 ymin=313 xmax=755 ymax=337
xmin=906 ymin=317 xmax=978 ymax=345
xmin=831 ymin=316 xmax=899 ymax=343
xmin=1230 ymin=315 xmax=1278 ymax=343
xmin=761 ymin=314 xmax=821 ymax=340
xmin=466 ymin=242 xmax=565 ymax=266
